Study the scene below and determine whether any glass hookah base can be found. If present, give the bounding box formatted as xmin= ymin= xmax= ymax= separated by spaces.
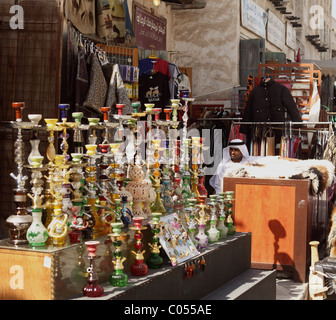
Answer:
xmin=147 ymin=255 xmax=163 ymax=269
xmin=6 ymin=220 xmax=31 ymax=245
xmin=130 ymin=262 xmax=148 ymax=276
xmin=109 ymin=272 xmax=128 ymax=287
xmin=29 ymin=242 xmax=47 ymax=247
xmin=82 ymin=283 xmax=104 ymax=297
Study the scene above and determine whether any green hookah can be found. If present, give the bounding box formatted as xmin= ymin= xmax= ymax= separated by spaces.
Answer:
xmin=147 ymin=212 xmax=163 ymax=269
xmin=108 ymin=222 xmax=128 ymax=287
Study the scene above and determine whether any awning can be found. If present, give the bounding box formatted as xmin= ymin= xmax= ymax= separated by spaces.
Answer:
xmin=302 ymin=58 xmax=336 ymax=77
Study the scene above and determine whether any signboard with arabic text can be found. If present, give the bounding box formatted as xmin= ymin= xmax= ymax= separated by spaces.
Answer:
xmin=241 ymin=0 xmax=267 ymax=39
xmin=134 ymin=5 xmax=167 ymax=51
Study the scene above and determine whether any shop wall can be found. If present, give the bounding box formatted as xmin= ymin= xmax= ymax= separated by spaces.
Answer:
xmin=240 ymin=0 xmax=335 ymax=62
xmin=170 ymin=0 xmax=240 ymax=100
xmin=295 ymin=0 xmax=333 ymax=60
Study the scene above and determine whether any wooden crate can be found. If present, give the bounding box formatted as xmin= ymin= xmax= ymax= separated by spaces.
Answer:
xmin=0 ymin=237 xmax=115 ymax=300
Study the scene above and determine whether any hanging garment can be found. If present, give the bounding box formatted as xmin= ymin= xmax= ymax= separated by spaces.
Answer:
xmin=83 ymin=53 xmax=107 ymax=116
xmin=75 ymin=45 xmax=89 ymax=111
xmin=105 ymin=63 xmax=132 ymax=114
xmin=139 ymin=72 xmax=170 ymax=109
xmin=265 ymin=129 xmax=275 ymax=156
xmin=139 ymin=58 xmax=171 ymax=78
xmin=308 ymin=81 xmax=321 ymax=127
xmin=240 ymin=78 xmax=302 ymax=135
xmin=168 ymin=62 xmax=180 ymax=99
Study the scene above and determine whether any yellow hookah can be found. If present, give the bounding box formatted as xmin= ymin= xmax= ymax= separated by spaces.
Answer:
xmin=44 ymin=118 xmax=59 ymax=227
xmin=150 ymin=139 xmax=166 ymax=214
xmin=84 ymin=144 xmax=102 ymax=238
xmin=190 ymin=137 xmax=201 ymax=201
xmin=47 ymin=154 xmax=68 ymax=246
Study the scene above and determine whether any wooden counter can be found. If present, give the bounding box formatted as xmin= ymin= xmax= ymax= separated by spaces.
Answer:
xmin=223 ymin=177 xmax=328 ymax=283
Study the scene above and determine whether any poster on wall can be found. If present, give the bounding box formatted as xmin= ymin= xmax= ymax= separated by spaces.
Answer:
xmin=134 ymin=5 xmax=167 ymax=51
xmin=286 ymin=22 xmax=297 ymax=50
xmin=267 ymin=10 xmax=285 ymax=50
xmin=241 ymin=0 xmax=267 ymax=39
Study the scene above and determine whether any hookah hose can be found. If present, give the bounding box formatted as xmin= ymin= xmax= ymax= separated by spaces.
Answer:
xmin=48 ymin=214 xmax=68 ymax=238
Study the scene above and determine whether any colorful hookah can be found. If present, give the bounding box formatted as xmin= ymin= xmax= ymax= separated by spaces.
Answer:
xmin=225 ymin=191 xmax=236 ymax=235
xmin=150 ymin=139 xmax=166 ymax=214
xmin=83 ymin=241 xmax=104 ymax=297
xmin=70 ymin=153 xmax=85 ymax=206
xmin=184 ymin=198 xmax=198 ymax=245
xmin=120 ymin=195 xmax=133 ymax=228
xmin=109 ymin=222 xmax=128 ymax=287
xmin=147 ymin=212 xmax=163 ymax=269
xmin=27 ymin=114 xmax=42 ymax=166
xmin=26 ymin=155 xmax=49 ymax=246
xmin=190 ymin=137 xmax=201 ymax=201
xmin=6 ymin=102 xmax=33 ymax=245
xmin=217 ymin=192 xmax=228 ymax=239
xmin=130 ymin=217 xmax=148 ymax=276
xmin=197 ymin=137 xmax=208 ymax=198
xmin=44 ymin=118 xmax=59 ymax=227
xmin=144 ymin=103 xmax=155 ymax=171
xmin=47 ymin=155 xmax=68 ymax=246
xmin=58 ymin=104 xmax=75 ymax=164
xmin=170 ymin=99 xmax=180 ymax=128
xmin=72 ymin=112 xmax=84 ymax=154
xmin=109 ymin=142 xmax=122 ymax=203
xmin=84 ymin=144 xmax=101 ymax=238
xmin=206 ymin=194 xmax=220 ymax=243
xmin=195 ymin=196 xmax=209 ymax=250
xmin=68 ymin=204 xmax=88 ymax=244
xmin=181 ymin=138 xmax=192 ymax=206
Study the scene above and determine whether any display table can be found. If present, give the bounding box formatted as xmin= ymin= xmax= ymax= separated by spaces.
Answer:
xmin=0 ymin=232 xmax=261 ymax=300
xmin=224 ymin=177 xmax=328 ymax=283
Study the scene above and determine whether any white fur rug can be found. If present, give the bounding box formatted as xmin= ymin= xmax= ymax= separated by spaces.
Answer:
xmin=225 ymin=157 xmax=335 ymax=196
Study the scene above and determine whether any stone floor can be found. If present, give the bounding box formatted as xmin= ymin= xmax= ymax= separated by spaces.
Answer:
xmin=276 ymin=278 xmax=309 ymax=300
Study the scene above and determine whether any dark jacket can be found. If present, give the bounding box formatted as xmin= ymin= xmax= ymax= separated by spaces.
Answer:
xmin=240 ymin=78 xmax=302 ymax=134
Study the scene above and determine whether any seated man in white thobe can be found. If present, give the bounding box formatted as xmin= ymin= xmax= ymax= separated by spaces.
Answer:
xmin=209 ymin=139 xmax=256 ymax=194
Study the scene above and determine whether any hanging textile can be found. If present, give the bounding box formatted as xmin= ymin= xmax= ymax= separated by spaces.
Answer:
xmin=138 ymin=72 xmax=171 ymax=109
xmin=65 ymin=0 xmax=95 ymax=35
xmin=168 ymin=62 xmax=180 ymax=99
xmin=96 ymin=0 xmax=126 ymax=43
xmin=265 ymin=129 xmax=275 ymax=156
xmin=105 ymin=64 xmax=132 ymax=114
xmin=83 ymin=53 xmax=108 ymax=116
xmin=139 ymin=57 xmax=171 ymax=78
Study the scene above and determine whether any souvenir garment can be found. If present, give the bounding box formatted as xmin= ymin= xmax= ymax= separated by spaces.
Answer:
xmin=105 ymin=64 xmax=132 ymax=114
xmin=83 ymin=53 xmax=107 ymax=116
xmin=168 ymin=62 xmax=180 ymax=99
xmin=139 ymin=72 xmax=171 ymax=109
xmin=75 ymin=45 xmax=89 ymax=111
xmin=139 ymin=58 xmax=171 ymax=78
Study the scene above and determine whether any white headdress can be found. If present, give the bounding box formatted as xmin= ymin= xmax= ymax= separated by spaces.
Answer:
xmin=222 ymin=139 xmax=249 ymax=162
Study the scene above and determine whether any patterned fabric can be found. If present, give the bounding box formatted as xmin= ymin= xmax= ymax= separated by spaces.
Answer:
xmin=83 ymin=53 xmax=107 ymax=116
xmin=323 ymin=134 xmax=336 ymax=172
xmin=106 ymin=64 xmax=132 ymax=115
xmin=65 ymin=0 xmax=95 ymax=35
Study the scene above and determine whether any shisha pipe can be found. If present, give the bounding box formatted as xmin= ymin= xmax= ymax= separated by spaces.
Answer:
xmin=144 ymin=104 xmax=155 ymax=171
xmin=58 ymin=104 xmax=75 ymax=164
xmin=6 ymin=102 xmax=33 ymax=245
